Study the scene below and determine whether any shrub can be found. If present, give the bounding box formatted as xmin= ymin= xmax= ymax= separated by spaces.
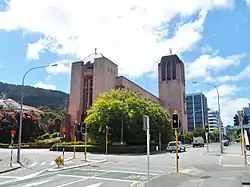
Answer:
xmin=51 ymin=132 xmax=60 ymax=138
xmin=50 ymin=143 xmax=157 ymax=154
xmin=41 ymin=133 xmax=50 ymax=140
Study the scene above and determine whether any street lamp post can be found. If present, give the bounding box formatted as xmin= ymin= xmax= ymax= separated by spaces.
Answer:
xmin=17 ymin=64 xmax=57 ymax=163
xmin=193 ymin=81 xmax=223 ymax=154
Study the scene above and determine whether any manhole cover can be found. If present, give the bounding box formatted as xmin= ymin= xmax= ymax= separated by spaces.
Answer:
xmin=200 ymin=176 xmax=211 ymax=179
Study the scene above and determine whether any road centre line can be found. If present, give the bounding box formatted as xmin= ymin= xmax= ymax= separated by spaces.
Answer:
xmin=76 ymin=168 xmax=158 ymax=175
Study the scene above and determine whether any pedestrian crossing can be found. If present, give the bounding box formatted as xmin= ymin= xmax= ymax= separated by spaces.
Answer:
xmin=29 ymin=158 xmax=73 ymax=167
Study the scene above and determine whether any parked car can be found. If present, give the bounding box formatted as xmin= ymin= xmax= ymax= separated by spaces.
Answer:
xmin=167 ymin=141 xmax=186 ymax=153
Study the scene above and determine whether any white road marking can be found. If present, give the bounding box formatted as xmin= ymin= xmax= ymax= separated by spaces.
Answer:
xmin=30 ymin=162 xmax=37 ymax=167
xmin=221 ymin=177 xmax=235 ymax=180
xmin=50 ymin=161 xmax=55 ymax=165
xmin=77 ymin=168 xmax=158 ymax=175
xmin=57 ymin=178 xmax=88 ymax=187
xmin=58 ymin=174 xmax=137 ymax=183
xmin=20 ymin=179 xmax=53 ymax=187
xmin=16 ymin=169 xmax=48 ymax=181
xmin=0 ymin=176 xmax=19 ymax=179
xmin=222 ymin=164 xmax=244 ymax=167
xmin=107 ymin=162 xmax=174 ymax=169
xmin=218 ymin=156 xmax=222 ymax=165
xmin=85 ymin=183 xmax=103 ymax=187
xmin=104 ymin=165 xmax=163 ymax=173
xmin=40 ymin=161 xmax=46 ymax=166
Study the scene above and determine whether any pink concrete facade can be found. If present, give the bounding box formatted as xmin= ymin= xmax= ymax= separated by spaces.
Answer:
xmin=65 ymin=53 xmax=188 ymax=140
xmin=158 ymin=55 xmax=188 ymax=132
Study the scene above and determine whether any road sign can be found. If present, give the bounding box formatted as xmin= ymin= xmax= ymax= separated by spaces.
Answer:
xmin=55 ymin=156 xmax=64 ymax=167
xmin=62 ymin=127 xmax=66 ymax=133
xmin=10 ymin=130 xmax=16 ymax=136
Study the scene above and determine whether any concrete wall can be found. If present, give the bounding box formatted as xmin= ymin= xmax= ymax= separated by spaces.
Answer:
xmin=68 ymin=61 xmax=85 ymax=125
xmin=158 ymin=55 xmax=188 ymax=132
xmin=93 ymin=57 xmax=118 ymax=102
xmin=116 ymin=76 xmax=160 ymax=104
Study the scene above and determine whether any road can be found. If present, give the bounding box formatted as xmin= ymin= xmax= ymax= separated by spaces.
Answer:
xmin=0 ymin=143 xmax=249 ymax=186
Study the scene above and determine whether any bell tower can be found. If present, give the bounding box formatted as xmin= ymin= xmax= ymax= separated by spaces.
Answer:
xmin=158 ymin=53 xmax=188 ymax=132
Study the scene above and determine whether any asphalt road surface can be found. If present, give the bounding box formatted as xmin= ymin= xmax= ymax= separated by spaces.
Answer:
xmin=0 ymin=143 xmax=249 ymax=187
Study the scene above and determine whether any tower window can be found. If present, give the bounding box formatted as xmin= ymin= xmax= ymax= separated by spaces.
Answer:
xmin=161 ymin=60 xmax=166 ymax=81
xmin=167 ymin=61 xmax=171 ymax=80
xmin=172 ymin=60 xmax=176 ymax=79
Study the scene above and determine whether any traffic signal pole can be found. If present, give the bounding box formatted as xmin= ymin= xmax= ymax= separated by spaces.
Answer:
xmin=172 ymin=111 xmax=179 ymax=173
xmin=239 ymin=109 xmax=247 ymax=165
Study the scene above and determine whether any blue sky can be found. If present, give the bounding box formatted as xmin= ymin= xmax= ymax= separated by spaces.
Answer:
xmin=1 ymin=0 xmax=250 ymax=125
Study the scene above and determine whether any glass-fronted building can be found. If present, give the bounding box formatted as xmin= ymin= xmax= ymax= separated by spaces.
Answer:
xmin=208 ymin=110 xmax=219 ymax=132
xmin=186 ymin=93 xmax=208 ymax=132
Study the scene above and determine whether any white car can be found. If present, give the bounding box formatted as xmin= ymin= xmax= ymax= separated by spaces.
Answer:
xmin=167 ymin=141 xmax=186 ymax=153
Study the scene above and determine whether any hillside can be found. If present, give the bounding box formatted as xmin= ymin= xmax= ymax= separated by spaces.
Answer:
xmin=0 ymin=82 xmax=69 ymax=110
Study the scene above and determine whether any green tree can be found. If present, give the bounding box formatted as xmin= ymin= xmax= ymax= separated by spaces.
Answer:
xmin=193 ymin=127 xmax=205 ymax=138
xmin=211 ymin=130 xmax=220 ymax=142
xmin=84 ymin=89 xmax=172 ymax=145
xmin=183 ymin=132 xmax=193 ymax=144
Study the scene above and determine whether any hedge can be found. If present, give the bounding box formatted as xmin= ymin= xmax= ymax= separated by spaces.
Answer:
xmin=0 ymin=137 xmax=61 ymax=149
xmin=50 ymin=143 xmax=159 ymax=154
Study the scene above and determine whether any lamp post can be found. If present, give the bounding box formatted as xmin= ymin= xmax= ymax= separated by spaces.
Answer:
xmin=121 ymin=94 xmax=125 ymax=144
xmin=17 ymin=64 xmax=58 ymax=163
xmin=193 ymin=81 xmax=223 ymax=154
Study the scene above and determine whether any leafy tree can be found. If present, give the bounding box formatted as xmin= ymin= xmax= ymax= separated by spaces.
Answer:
xmin=0 ymin=81 xmax=69 ymax=110
xmin=211 ymin=129 xmax=220 ymax=142
xmin=183 ymin=132 xmax=193 ymax=144
xmin=84 ymin=89 xmax=172 ymax=145
xmin=193 ymin=127 xmax=205 ymax=138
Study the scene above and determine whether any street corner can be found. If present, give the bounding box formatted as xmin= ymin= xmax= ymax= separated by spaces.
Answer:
xmin=0 ymin=163 xmax=22 ymax=174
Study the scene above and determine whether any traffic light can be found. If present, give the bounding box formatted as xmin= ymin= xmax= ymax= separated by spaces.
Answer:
xmin=205 ymin=123 xmax=209 ymax=132
xmin=243 ymin=114 xmax=249 ymax=125
xmin=81 ymin=122 xmax=87 ymax=134
xmin=172 ymin=113 xmax=179 ymax=129
xmin=233 ymin=114 xmax=239 ymax=126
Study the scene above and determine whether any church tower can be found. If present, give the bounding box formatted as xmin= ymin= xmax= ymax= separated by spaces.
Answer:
xmin=158 ymin=53 xmax=188 ymax=132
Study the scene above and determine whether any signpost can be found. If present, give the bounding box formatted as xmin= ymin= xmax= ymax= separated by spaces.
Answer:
xmin=10 ymin=130 xmax=16 ymax=167
xmin=143 ymin=115 xmax=150 ymax=187
xmin=62 ymin=127 xmax=66 ymax=164
xmin=172 ymin=111 xmax=179 ymax=173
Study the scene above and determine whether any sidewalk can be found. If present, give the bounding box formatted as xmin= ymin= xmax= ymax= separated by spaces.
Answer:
xmin=0 ymin=150 xmax=28 ymax=174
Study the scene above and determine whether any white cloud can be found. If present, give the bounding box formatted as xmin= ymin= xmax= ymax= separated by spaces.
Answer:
xmin=186 ymin=53 xmax=246 ymax=80
xmin=34 ymin=82 xmax=56 ymax=90
xmin=205 ymin=65 xmax=250 ymax=84
xmin=245 ymin=0 xmax=250 ymax=5
xmin=204 ymin=84 xmax=250 ymax=125
xmin=0 ymin=0 xmax=233 ymax=76
xmin=46 ymin=60 xmax=71 ymax=74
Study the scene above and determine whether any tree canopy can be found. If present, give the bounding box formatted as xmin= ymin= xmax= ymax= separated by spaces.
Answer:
xmin=84 ymin=89 xmax=172 ymax=145
xmin=0 ymin=81 xmax=69 ymax=110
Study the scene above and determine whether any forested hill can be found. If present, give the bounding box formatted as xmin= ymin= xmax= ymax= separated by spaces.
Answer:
xmin=0 ymin=81 xmax=69 ymax=110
